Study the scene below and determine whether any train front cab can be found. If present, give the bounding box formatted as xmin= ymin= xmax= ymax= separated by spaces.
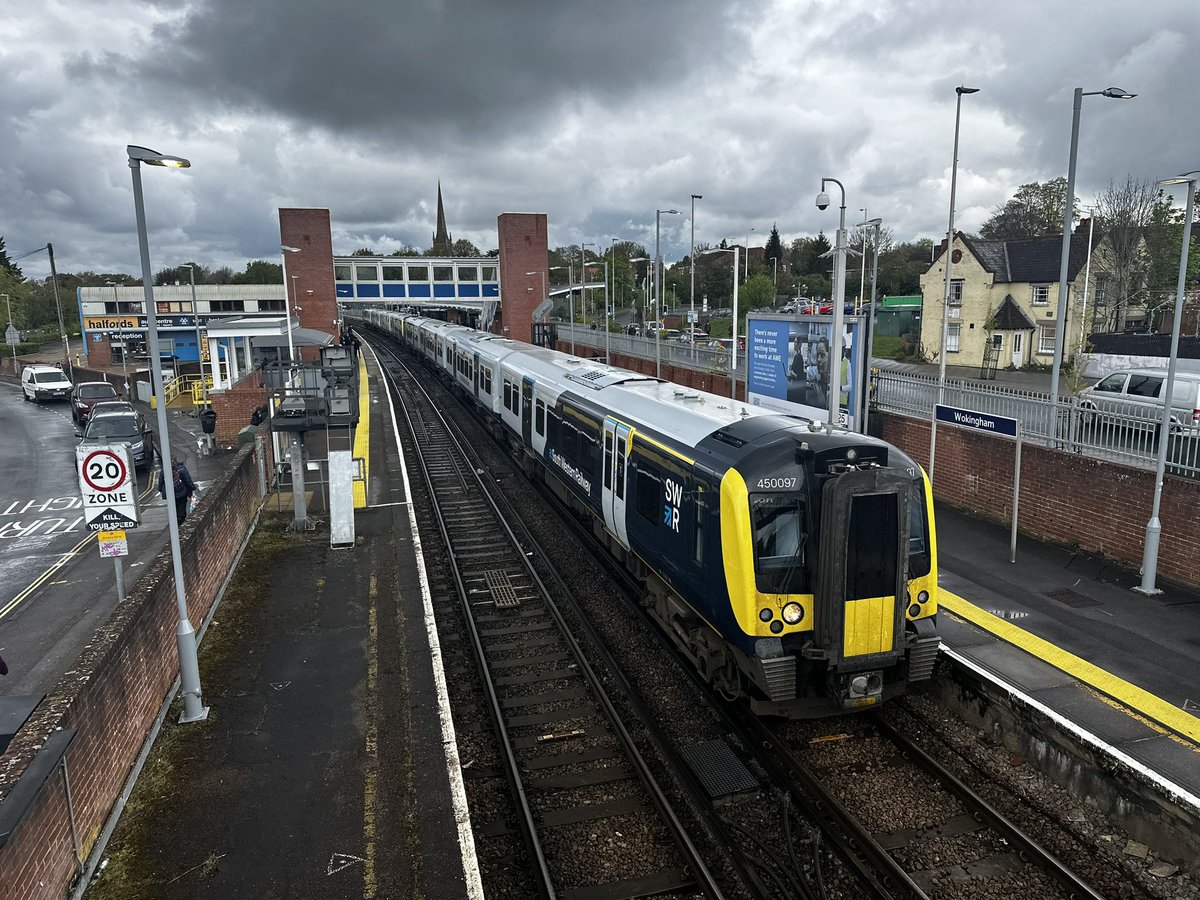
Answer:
xmin=721 ymin=438 xmax=939 ymax=716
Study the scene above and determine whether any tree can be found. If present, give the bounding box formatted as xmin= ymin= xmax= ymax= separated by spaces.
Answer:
xmin=979 ymin=178 xmax=1077 ymax=239
xmin=764 ymin=224 xmax=784 ymax=275
xmin=351 ymin=247 xmax=376 ymax=256
xmin=232 ymin=260 xmax=283 ymax=284
xmin=739 ymin=275 xmax=775 ymax=313
xmin=1091 ymin=176 xmax=1158 ymax=331
xmin=451 ymin=238 xmax=483 ymax=257
xmin=388 ymin=245 xmax=422 ymax=257
xmin=0 ymin=236 xmax=22 ymax=279
xmin=208 ymin=266 xmax=235 ymax=285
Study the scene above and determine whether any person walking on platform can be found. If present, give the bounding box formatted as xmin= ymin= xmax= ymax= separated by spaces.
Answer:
xmin=158 ymin=456 xmax=197 ymax=525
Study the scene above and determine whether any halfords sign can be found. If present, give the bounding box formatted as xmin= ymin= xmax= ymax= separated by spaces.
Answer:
xmin=84 ymin=316 xmax=140 ymax=331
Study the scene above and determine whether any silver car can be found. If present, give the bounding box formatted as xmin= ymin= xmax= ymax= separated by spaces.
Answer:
xmin=1078 ymin=368 xmax=1200 ymax=435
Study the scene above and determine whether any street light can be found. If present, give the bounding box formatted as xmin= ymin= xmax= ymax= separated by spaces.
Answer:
xmin=690 ymin=194 xmax=702 ymax=346
xmin=105 ymin=281 xmax=131 ymax=392
xmin=180 ymin=266 xmax=207 ymax=408
xmin=126 ymin=143 xmax=207 ymax=724
xmin=816 ymin=177 xmax=848 ymax=427
xmin=856 ymin=217 xmax=883 ymax=434
xmin=1134 ymin=170 xmax=1196 ymax=597
xmin=2 ymin=293 xmax=15 ymax=373
xmin=549 ymin=264 xmax=575 ymax=354
xmin=929 ymin=85 xmax=979 ymax=483
xmin=858 ymin=208 xmax=868 ymax=312
xmin=280 ymin=245 xmax=302 ymax=365
xmin=655 ymin=209 xmax=679 ymax=378
xmin=702 ymin=246 xmax=740 ymax=397
xmin=1049 ymin=85 xmax=1136 ymax=432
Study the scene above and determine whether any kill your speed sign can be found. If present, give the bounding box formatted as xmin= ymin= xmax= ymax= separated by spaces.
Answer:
xmin=76 ymin=444 xmax=142 ymax=532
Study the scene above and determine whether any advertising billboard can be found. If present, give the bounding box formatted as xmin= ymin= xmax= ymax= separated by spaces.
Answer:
xmin=746 ymin=314 xmax=866 ymax=429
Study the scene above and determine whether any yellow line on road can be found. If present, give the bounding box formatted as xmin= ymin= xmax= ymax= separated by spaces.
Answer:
xmin=941 ymin=590 xmax=1200 ymax=745
xmin=353 ymin=352 xmax=370 ymax=509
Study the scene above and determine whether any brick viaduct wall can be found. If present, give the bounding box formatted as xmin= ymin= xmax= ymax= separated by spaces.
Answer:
xmin=0 ymin=436 xmax=274 ymax=900
xmin=877 ymin=410 xmax=1200 ymax=591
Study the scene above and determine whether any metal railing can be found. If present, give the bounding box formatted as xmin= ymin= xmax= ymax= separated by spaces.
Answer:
xmin=556 ymin=323 xmax=747 ymax=378
xmin=874 ymin=370 xmax=1200 ymax=478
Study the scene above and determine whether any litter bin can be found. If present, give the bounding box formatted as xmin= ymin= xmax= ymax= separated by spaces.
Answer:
xmin=199 ymin=407 xmax=217 ymax=435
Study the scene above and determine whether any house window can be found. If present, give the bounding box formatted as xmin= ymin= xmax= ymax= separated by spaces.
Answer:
xmin=948 ymin=280 xmax=964 ymax=306
xmin=1032 ymin=285 xmax=1050 ymax=306
xmin=990 ymin=334 xmax=1003 ymax=350
xmin=946 ymin=324 xmax=961 ymax=353
xmin=1038 ymin=323 xmax=1057 ymax=354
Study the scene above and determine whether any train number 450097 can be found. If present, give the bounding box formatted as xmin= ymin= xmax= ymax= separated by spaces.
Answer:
xmin=756 ymin=477 xmax=797 ymax=490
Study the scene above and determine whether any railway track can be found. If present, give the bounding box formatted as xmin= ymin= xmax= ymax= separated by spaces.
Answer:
xmin=375 ymin=343 xmax=724 ymax=900
xmin=365 ymin=327 xmax=1117 ymax=899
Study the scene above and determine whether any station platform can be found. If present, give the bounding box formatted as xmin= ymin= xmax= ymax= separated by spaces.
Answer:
xmin=71 ymin=340 xmax=1200 ymax=897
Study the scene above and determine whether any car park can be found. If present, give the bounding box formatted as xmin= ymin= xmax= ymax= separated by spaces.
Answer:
xmin=76 ymin=409 xmax=155 ymax=470
xmin=20 ymin=365 xmax=73 ymax=403
xmin=1078 ymin=368 xmax=1200 ymax=435
xmin=70 ymin=381 xmax=121 ymax=425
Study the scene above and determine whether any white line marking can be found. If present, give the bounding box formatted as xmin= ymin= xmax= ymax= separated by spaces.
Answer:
xmin=326 ymin=852 xmax=365 ymax=876
xmin=366 ymin=340 xmax=484 ymax=900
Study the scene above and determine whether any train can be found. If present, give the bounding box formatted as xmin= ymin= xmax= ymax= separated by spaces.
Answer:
xmin=353 ymin=308 xmax=940 ymax=717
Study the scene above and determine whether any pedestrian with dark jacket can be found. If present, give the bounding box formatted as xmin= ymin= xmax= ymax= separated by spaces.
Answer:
xmin=158 ymin=456 xmax=197 ymax=525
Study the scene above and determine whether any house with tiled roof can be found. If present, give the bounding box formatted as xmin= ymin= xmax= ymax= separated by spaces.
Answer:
xmin=918 ymin=229 xmax=1095 ymax=371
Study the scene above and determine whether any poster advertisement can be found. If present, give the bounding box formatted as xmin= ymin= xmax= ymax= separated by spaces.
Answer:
xmin=746 ymin=314 xmax=865 ymax=429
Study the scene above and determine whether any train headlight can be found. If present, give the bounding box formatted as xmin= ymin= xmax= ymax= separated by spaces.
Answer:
xmin=781 ymin=602 xmax=804 ymax=624
xmin=769 ymin=621 xmax=784 ymax=634
xmin=845 ymin=447 xmax=857 ymax=462
xmin=917 ymin=590 xmax=929 ymax=604
xmin=908 ymin=604 xmax=921 ymax=617
xmin=759 ymin=608 xmax=773 ymax=622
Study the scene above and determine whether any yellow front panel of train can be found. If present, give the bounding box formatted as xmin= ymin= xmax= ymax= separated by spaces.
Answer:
xmin=843 ymin=596 xmax=894 ymax=657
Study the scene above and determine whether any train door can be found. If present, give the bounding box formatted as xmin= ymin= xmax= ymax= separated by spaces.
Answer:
xmin=813 ymin=469 xmax=909 ymax=677
xmin=601 ymin=419 xmax=632 ymax=549
xmin=521 ymin=377 xmax=534 ymax=447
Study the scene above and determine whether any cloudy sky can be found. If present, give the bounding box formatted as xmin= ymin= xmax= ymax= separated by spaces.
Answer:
xmin=3 ymin=0 xmax=1198 ymax=280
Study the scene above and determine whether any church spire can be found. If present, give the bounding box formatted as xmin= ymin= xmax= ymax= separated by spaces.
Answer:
xmin=432 ymin=181 xmax=453 ymax=255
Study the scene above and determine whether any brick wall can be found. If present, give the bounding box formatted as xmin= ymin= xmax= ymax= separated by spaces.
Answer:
xmin=279 ymin=208 xmax=338 ymax=360
xmin=497 ymin=213 xmax=548 ymax=344
xmin=211 ymin=370 xmax=267 ymax=445
xmin=0 ymin=439 xmax=273 ymax=900
xmin=878 ymin=410 xmax=1200 ymax=591
xmin=83 ymin=334 xmax=113 ymax=368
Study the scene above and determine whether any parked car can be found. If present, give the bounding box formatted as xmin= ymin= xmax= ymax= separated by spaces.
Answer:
xmin=709 ymin=308 xmax=733 ymax=318
xmin=76 ymin=409 xmax=155 ymax=471
xmin=71 ymin=381 xmax=122 ymax=425
xmin=1077 ymin=368 xmax=1200 ymax=435
xmin=89 ymin=400 xmax=138 ymax=420
xmin=21 ymin=365 xmax=73 ymax=403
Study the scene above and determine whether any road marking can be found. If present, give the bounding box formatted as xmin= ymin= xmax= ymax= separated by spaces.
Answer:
xmin=941 ymin=590 xmax=1200 ymax=745
xmin=0 ymin=480 xmax=158 ymax=621
xmin=353 ymin=353 xmax=370 ymax=509
xmin=327 ymin=853 xmax=365 ymax=876
xmin=365 ymin=339 xmax=484 ymax=900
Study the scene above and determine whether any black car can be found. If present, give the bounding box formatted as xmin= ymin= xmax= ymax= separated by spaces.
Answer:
xmin=77 ymin=410 xmax=156 ymax=471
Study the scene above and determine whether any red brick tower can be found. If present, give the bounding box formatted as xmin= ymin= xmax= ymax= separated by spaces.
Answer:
xmin=496 ymin=213 xmax=548 ymax=344
xmin=278 ymin=208 xmax=339 ymax=356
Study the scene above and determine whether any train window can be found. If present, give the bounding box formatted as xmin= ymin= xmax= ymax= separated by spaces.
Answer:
xmin=482 ymin=369 xmax=492 ymax=395
xmin=846 ymin=493 xmax=898 ymax=601
xmin=635 ymin=467 xmax=660 ymax=524
xmin=751 ymin=494 xmax=808 ymax=594
xmin=907 ymin=484 xmax=931 ymax=578
xmin=547 ymin=409 xmax=561 ymax=446
xmin=603 ymin=431 xmax=613 ymax=490
xmin=535 ymin=400 xmax=545 ymax=436
xmin=503 ymin=380 xmax=512 ymax=412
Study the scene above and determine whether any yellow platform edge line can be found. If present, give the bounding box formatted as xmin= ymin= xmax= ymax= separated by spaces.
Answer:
xmin=352 ymin=352 xmax=370 ymax=508
xmin=941 ymin=590 xmax=1200 ymax=744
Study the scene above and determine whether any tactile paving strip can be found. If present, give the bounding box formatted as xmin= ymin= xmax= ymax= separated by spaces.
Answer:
xmin=484 ymin=569 xmax=521 ymax=608
xmin=678 ymin=739 xmax=760 ymax=800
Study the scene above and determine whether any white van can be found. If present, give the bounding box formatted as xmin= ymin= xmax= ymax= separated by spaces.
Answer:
xmin=1078 ymin=368 xmax=1200 ymax=435
xmin=21 ymin=365 xmax=73 ymax=403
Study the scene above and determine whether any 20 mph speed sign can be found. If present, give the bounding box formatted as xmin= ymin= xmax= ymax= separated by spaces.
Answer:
xmin=76 ymin=444 xmax=141 ymax=531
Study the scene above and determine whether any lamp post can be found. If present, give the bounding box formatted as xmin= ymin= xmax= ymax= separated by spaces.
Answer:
xmin=815 ymin=178 xmax=848 ymax=427
xmin=281 ymin=245 xmax=302 ymax=365
xmin=929 ymin=85 xmax=979 ymax=483
xmin=2 ymin=293 xmax=15 ymax=373
xmin=856 ymin=218 xmax=883 ymax=433
xmin=690 ymin=194 xmax=702 ymax=346
xmin=105 ymin=281 xmax=131 ymax=392
xmin=1134 ymin=170 xmax=1196 ymax=596
xmin=1048 ymin=86 xmax=1136 ymax=435
xmin=655 ymin=209 xmax=679 ymax=378
xmin=127 ymin=144 xmax=207 ymax=724
xmin=744 ymin=226 xmax=755 ymax=281
xmin=858 ymin=208 xmax=868 ymax=312
xmin=702 ymin=247 xmax=740 ymax=397
xmin=181 ymin=265 xmax=207 ymax=407
xmin=549 ymin=264 xmax=576 ymax=354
